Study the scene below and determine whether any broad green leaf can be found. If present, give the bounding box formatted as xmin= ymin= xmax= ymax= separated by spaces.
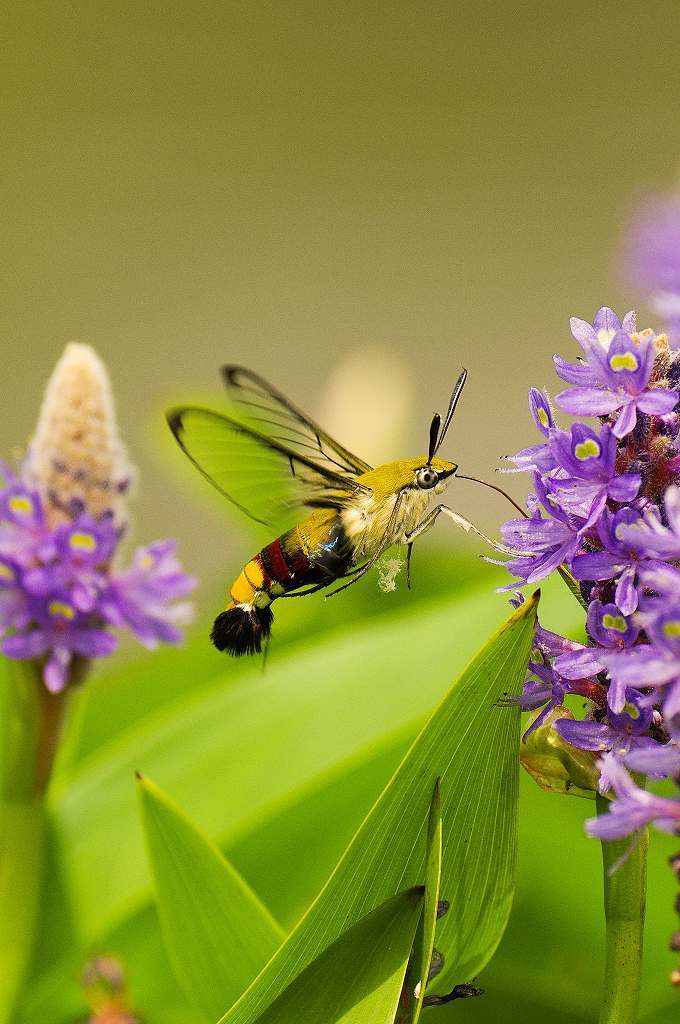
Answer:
xmin=218 ymin=593 xmax=537 ymax=1024
xmin=410 ymin=779 xmax=443 ymax=1023
xmin=255 ymin=890 xmax=423 ymax=1024
xmin=47 ymin=578 xmax=523 ymax=948
xmin=26 ymin=572 xmax=584 ymax=1022
xmin=138 ymin=774 xmax=284 ymax=1020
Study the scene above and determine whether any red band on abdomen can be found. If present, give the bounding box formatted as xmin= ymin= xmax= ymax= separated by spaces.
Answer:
xmin=261 ymin=537 xmax=294 ymax=583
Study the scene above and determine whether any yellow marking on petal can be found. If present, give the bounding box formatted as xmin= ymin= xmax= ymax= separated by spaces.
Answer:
xmin=68 ymin=531 xmax=97 ymax=553
xmin=537 ymin=407 xmax=550 ymax=428
xmin=602 ymin=613 xmax=628 ymax=633
xmin=48 ymin=600 xmax=76 ymax=620
xmin=0 ymin=563 xmax=14 ymax=580
xmin=663 ymin=620 xmax=680 ymax=638
xmin=574 ymin=439 xmax=601 ymax=460
xmin=8 ymin=495 xmax=33 ymax=516
xmin=139 ymin=554 xmax=154 ymax=570
xmin=623 ymin=701 xmax=640 ymax=720
xmin=614 ymin=521 xmax=641 ymax=541
xmin=609 ymin=352 xmax=639 ymax=372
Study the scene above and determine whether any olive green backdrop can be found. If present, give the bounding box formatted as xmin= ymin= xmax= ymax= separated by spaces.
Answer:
xmin=3 ymin=0 xmax=680 ymax=578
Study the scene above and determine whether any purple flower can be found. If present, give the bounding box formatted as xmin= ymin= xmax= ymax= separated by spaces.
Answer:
xmin=625 ymin=741 xmax=680 ymax=778
xmin=499 ymin=475 xmax=586 ymax=589
xmin=547 ymin=424 xmax=640 ymax=526
xmin=501 ymin=661 xmax=572 ymax=741
xmin=100 ymin=541 xmax=195 ymax=648
xmin=1 ymin=592 xmax=117 ymax=693
xmin=585 ymin=754 xmax=680 ymax=839
xmin=613 ymin=485 xmax=680 ymax=560
xmin=570 ymin=507 xmax=668 ymax=615
xmin=554 ymin=307 xmax=637 ymax=387
xmin=556 ymin=330 xmax=678 ymax=438
xmin=504 ymin=390 xmax=558 ymax=474
xmin=0 ymin=481 xmax=195 ymax=691
xmin=622 ymin=193 xmax=680 ymax=338
xmin=554 ymin=691 xmax=656 ymax=793
xmin=553 ymin=600 xmax=638 ymax=685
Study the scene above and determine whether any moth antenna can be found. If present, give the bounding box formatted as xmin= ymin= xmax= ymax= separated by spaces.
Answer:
xmin=435 ymin=368 xmax=468 ymax=454
xmin=456 ymin=473 xmax=528 ymax=518
xmin=427 ymin=413 xmax=441 ymax=464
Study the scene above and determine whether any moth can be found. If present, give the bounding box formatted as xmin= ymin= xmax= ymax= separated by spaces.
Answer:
xmin=168 ymin=365 xmax=484 ymax=656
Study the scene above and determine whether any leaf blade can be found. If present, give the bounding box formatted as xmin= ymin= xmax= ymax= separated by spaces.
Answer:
xmin=410 ymin=779 xmax=443 ymax=1023
xmin=254 ymin=890 xmax=423 ymax=1024
xmin=137 ymin=775 xmax=284 ymax=1020
xmin=219 ymin=593 xmax=537 ymax=1023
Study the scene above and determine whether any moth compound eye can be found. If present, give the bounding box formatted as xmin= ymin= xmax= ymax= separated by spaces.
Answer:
xmin=416 ymin=467 xmax=439 ymax=490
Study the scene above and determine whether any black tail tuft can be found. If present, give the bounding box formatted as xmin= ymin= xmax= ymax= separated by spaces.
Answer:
xmin=211 ymin=604 xmax=273 ymax=656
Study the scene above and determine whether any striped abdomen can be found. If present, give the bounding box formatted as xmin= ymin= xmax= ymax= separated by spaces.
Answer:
xmin=211 ymin=511 xmax=350 ymax=656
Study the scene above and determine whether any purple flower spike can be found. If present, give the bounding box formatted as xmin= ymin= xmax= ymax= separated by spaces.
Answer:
xmin=497 ymin=300 xmax=680 ymax=840
xmin=0 ymin=344 xmax=196 ymax=694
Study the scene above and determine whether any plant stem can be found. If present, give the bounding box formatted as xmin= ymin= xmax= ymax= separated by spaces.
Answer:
xmin=596 ymin=793 xmax=648 ymax=1024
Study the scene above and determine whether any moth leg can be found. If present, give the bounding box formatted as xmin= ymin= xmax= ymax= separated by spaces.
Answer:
xmin=324 ymin=560 xmax=373 ymax=598
xmin=405 ymin=505 xmax=499 ymax=547
xmin=406 ymin=542 xmax=414 ymax=590
xmin=403 ymin=505 xmax=444 ymax=543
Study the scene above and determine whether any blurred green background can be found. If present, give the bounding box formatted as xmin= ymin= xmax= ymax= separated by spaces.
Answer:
xmin=5 ymin=1 xmax=680 ymax=567
xmin=3 ymin=3 xmax=680 ymax=1022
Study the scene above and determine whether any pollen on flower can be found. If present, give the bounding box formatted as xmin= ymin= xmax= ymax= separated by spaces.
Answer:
xmin=24 ymin=342 xmax=134 ymax=529
xmin=377 ymin=555 xmax=405 ymax=593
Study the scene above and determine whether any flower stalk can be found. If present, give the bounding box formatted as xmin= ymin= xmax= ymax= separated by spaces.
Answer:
xmin=597 ymin=793 xmax=648 ymax=1024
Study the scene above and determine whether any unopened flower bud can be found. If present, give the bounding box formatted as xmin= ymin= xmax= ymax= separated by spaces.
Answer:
xmin=24 ymin=342 xmax=134 ymax=529
xmin=520 ymin=706 xmax=601 ymax=798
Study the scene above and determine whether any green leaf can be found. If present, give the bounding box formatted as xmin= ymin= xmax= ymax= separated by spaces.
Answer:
xmin=218 ymin=592 xmax=537 ymax=1024
xmin=137 ymin=775 xmax=284 ymax=1020
xmin=410 ymin=779 xmax=442 ymax=1023
xmin=26 ymin=574 xmax=584 ymax=1023
xmin=47 ymin=579 xmax=523 ymax=948
xmin=255 ymin=890 xmax=423 ymax=1024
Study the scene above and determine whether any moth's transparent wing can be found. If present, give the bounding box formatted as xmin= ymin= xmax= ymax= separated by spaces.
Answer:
xmin=167 ymin=407 xmax=370 ymax=529
xmin=221 ymin=366 xmax=374 ymax=477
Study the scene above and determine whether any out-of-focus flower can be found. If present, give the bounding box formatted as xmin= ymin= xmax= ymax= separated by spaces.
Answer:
xmin=622 ymin=192 xmax=680 ymax=341
xmin=0 ymin=344 xmax=195 ymax=691
xmin=81 ymin=954 xmax=140 ymax=1024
